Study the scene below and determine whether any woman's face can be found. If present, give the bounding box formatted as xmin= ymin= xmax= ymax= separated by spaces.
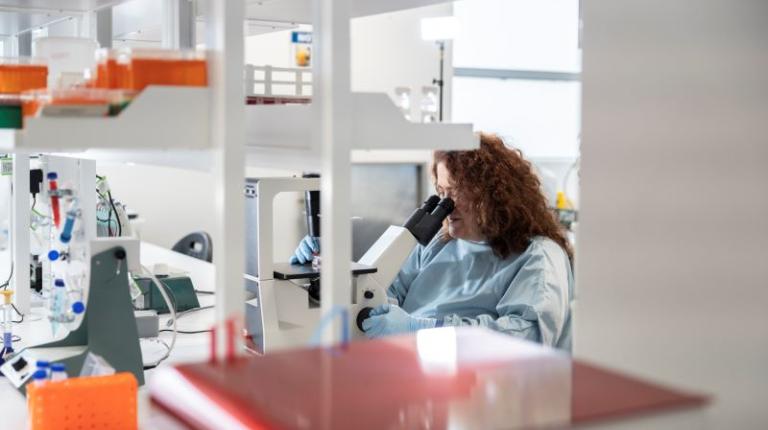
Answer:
xmin=435 ymin=162 xmax=485 ymax=242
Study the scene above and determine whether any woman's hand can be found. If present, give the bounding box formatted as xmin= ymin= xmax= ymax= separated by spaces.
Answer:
xmin=289 ymin=235 xmax=319 ymax=264
xmin=362 ymin=303 xmax=437 ymax=338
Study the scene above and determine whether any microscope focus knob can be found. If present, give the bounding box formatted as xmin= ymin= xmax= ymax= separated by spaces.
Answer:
xmin=356 ymin=307 xmax=373 ymax=332
xmin=363 ymin=290 xmax=374 ymax=300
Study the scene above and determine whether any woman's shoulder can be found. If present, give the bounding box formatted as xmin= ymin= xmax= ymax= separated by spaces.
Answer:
xmin=524 ymin=236 xmax=570 ymax=264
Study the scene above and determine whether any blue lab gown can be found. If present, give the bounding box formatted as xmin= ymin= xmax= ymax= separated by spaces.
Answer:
xmin=388 ymin=234 xmax=573 ymax=350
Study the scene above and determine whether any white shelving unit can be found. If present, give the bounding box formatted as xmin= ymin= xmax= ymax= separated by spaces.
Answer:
xmin=4 ymin=87 xmax=209 ymax=152
xmin=3 ymin=0 xmax=476 ymax=352
xmin=246 ymin=92 xmax=476 ymax=152
xmin=1 ymin=0 xmax=246 ymax=358
xmin=244 ymin=0 xmax=456 ymax=23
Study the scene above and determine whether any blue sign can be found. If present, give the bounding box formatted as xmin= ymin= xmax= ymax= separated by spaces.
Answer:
xmin=291 ymin=31 xmax=312 ymax=44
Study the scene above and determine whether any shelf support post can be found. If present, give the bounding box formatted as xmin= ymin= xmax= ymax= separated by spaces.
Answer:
xmin=206 ymin=0 xmax=246 ymax=359
xmin=11 ymin=152 xmax=30 ymax=314
xmin=314 ymin=0 xmax=353 ymax=347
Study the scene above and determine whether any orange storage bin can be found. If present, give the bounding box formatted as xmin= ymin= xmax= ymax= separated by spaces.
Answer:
xmin=94 ymin=49 xmax=130 ymax=89
xmin=0 ymin=58 xmax=47 ymax=94
xmin=118 ymin=48 xmax=207 ymax=91
xmin=27 ymin=372 xmax=138 ymax=430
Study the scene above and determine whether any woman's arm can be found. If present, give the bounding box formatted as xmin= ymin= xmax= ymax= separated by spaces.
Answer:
xmin=441 ymin=245 xmax=571 ymax=348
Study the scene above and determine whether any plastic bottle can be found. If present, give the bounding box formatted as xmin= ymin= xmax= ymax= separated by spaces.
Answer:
xmin=31 ymin=369 xmax=48 ymax=386
xmin=50 ymin=279 xmax=67 ymax=334
xmin=71 ymin=300 xmax=85 ymax=316
xmin=35 ymin=360 xmax=51 ymax=379
xmin=395 ymin=86 xmax=411 ymax=121
xmin=420 ymin=86 xmax=439 ymax=123
xmin=1 ymin=291 xmax=14 ymax=362
xmin=50 ymin=363 xmax=68 ymax=381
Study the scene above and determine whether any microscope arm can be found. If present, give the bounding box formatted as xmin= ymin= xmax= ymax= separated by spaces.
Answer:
xmin=357 ymin=226 xmax=417 ymax=297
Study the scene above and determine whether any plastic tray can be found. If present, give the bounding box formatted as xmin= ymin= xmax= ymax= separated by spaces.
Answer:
xmin=27 ymin=372 xmax=138 ymax=430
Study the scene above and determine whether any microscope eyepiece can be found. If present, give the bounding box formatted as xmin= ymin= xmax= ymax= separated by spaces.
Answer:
xmin=423 ymin=195 xmax=441 ymax=212
xmin=407 ymin=197 xmax=456 ymax=246
xmin=404 ymin=195 xmax=442 ymax=230
xmin=434 ymin=197 xmax=454 ymax=217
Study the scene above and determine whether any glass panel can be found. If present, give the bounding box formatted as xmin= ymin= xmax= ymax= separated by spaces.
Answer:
xmin=452 ymin=77 xmax=581 ymax=159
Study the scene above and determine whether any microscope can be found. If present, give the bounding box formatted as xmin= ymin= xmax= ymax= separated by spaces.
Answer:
xmin=244 ymin=177 xmax=453 ymax=353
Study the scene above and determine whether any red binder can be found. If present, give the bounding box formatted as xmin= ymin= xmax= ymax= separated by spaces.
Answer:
xmin=150 ymin=327 xmax=707 ymax=429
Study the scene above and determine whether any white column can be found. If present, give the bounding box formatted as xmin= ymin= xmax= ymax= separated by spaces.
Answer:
xmin=11 ymin=153 xmax=30 ymax=313
xmin=16 ymin=32 xmax=31 ymax=56
xmin=577 ymin=0 xmax=768 ymax=426
xmin=163 ymin=0 xmax=195 ymax=49
xmin=162 ymin=0 xmax=181 ymax=49
xmin=78 ymin=159 xmax=97 ymax=242
xmin=314 ymin=0 xmax=353 ymax=346
xmin=206 ymin=0 xmax=245 ymax=358
xmin=95 ymin=8 xmax=113 ymax=48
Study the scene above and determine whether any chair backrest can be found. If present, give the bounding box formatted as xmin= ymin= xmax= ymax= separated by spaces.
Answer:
xmin=172 ymin=231 xmax=213 ymax=262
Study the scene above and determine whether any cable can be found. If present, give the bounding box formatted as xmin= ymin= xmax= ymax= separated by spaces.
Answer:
xmin=97 ymin=189 xmax=113 ymax=236
xmin=11 ymin=303 xmax=23 ymax=323
xmin=140 ymin=264 xmax=177 ymax=368
xmin=165 ymin=305 xmax=213 ymax=328
xmin=1 ymin=262 xmax=13 ymax=290
xmin=142 ymin=338 xmax=171 ymax=370
xmin=107 ymin=190 xmax=121 ymax=236
xmin=159 ymin=328 xmax=211 ymax=335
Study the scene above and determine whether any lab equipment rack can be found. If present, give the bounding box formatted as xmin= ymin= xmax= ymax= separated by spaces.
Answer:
xmin=1 ymin=0 xmax=477 ymax=357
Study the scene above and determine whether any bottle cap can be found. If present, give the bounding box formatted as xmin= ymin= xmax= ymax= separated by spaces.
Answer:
xmin=32 ymin=369 xmax=47 ymax=380
xmin=71 ymin=301 xmax=85 ymax=314
xmin=0 ymin=290 xmax=12 ymax=305
xmin=60 ymin=233 xmax=71 ymax=244
xmin=54 ymin=279 xmax=65 ymax=287
xmin=46 ymin=172 xmax=57 ymax=180
xmin=48 ymin=250 xmax=59 ymax=261
xmin=35 ymin=360 xmax=50 ymax=368
xmin=51 ymin=363 xmax=66 ymax=372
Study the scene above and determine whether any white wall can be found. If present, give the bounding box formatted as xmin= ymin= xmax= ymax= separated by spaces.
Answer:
xmin=350 ymin=4 xmax=452 ymax=118
xmin=452 ymin=0 xmax=581 ymax=72
xmin=577 ymin=0 xmax=768 ymax=427
xmin=244 ymin=4 xmax=452 ymax=116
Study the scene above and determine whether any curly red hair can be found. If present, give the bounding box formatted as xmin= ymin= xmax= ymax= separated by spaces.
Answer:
xmin=432 ymin=133 xmax=574 ymax=261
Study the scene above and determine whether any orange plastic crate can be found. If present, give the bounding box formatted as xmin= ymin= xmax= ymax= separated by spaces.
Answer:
xmin=116 ymin=48 xmax=207 ymax=91
xmin=127 ymin=57 xmax=207 ymax=91
xmin=0 ymin=63 xmax=47 ymax=93
xmin=94 ymin=49 xmax=131 ymax=90
xmin=27 ymin=372 xmax=138 ymax=430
